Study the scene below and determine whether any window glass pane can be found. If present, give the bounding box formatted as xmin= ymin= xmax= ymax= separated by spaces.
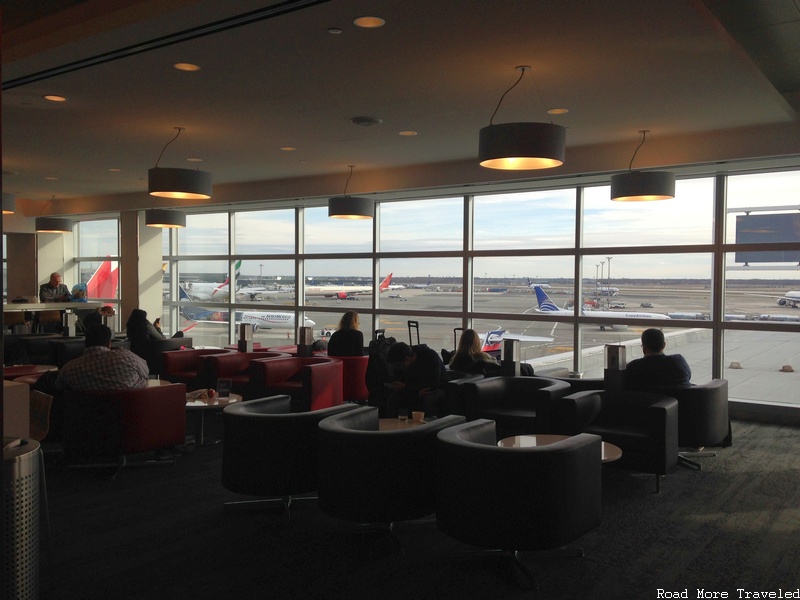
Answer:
xmin=723 ymin=330 xmax=800 ymax=404
xmin=378 ymin=258 xmax=462 ymax=311
xmin=302 ymin=259 xmax=373 ymax=307
xmin=581 ymin=253 xmax=712 ymax=319
xmin=76 ymin=260 xmax=120 ymax=301
xmin=234 ymin=259 xmax=295 ymax=304
xmin=178 ymin=213 xmax=229 ymax=255
xmin=724 ymin=251 xmax=800 ymax=321
xmin=474 ymin=189 xmax=575 ymax=250
xmin=472 ymin=256 xmax=573 ymax=314
xmin=303 ymin=207 xmax=371 ymax=254
xmin=726 ymin=170 xmax=800 ymax=245
xmin=377 ymin=314 xmax=458 ymax=352
xmin=379 ymin=197 xmax=463 ymax=252
xmin=583 ymin=178 xmax=714 ymax=247
xmin=77 ymin=219 xmax=119 ymax=257
xmin=234 ymin=209 xmax=295 ymax=254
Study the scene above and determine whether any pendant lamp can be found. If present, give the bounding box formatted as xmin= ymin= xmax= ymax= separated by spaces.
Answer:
xmin=328 ymin=165 xmax=374 ymax=219
xmin=148 ymin=127 xmax=212 ymax=200
xmin=35 ymin=196 xmax=73 ymax=233
xmin=36 ymin=216 xmax=73 ymax=233
xmin=2 ymin=193 xmax=15 ymax=215
xmin=611 ymin=130 xmax=675 ymax=201
xmin=145 ymin=208 xmax=187 ymax=228
xmin=479 ymin=66 xmax=566 ymax=170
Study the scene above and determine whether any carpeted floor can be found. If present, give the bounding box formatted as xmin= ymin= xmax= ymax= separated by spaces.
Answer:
xmin=38 ymin=419 xmax=800 ymax=600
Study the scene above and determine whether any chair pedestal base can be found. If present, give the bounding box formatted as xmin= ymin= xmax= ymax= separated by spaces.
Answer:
xmin=224 ymin=495 xmax=317 ymax=520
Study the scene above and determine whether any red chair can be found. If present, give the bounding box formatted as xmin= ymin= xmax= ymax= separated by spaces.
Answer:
xmin=248 ymin=356 xmax=343 ymax=411
xmin=4 ymin=364 xmax=41 ymax=380
xmin=331 ymin=355 xmax=369 ymax=404
xmin=199 ymin=351 xmax=291 ymax=397
xmin=161 ymin=348 xmax=236 ymax=389
xmin=61 ymin=383 xmax=187 ymax=472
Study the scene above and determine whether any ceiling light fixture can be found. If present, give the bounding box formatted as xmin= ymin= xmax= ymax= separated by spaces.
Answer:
xmin=328 ymin=165 xmax=374 ymax=219
xmin=610 ymin=130 xmax=675 ymax=202
xmin=35 ymin=196 xmax=72 ymax=233
xmin=2 ymin=193 xmax=16 ymax=215
xmin=479 ymin=66 xmax=566 ymax=170
xmin=145 ymin=208 xmax=187 ymax=229
xmin=148 ymin=127 xmax=212 ymax=200
xmin=353 ymin=16 xmax=385 ymax=28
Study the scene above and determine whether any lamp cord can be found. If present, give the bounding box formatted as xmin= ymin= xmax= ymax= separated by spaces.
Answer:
xmin=628 ymin=130 xmax=649 ymax=171
xmin=154 ymin=127 xmax=184 ymax=168
xmin=38 ymin=195 xmax=55 ymax=217
xmin=489 ymin=69 xmax=525 ymax=126
xmin=342 ymin=165 xmax=355 ymax=195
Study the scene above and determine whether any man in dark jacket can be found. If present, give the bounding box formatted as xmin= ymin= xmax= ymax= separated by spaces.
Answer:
xmin=624 ymin=328 xmax=692 ymax=391
xmin=386 ymin=342 xmax=449 ymax=418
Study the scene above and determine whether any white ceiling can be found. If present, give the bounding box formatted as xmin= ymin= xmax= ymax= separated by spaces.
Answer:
xmin=2 ymin=0 xmax=800 ymax=214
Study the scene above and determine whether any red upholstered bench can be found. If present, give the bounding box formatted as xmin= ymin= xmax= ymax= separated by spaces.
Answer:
xmin=248 ymin=356 xmax=343 ymax=411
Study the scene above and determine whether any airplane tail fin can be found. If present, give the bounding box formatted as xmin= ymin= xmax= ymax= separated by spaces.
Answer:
xmin=533 ymin=286 xmax=560 ymax=312
xmin=379 ymin=273 xmax=393 ymax=292
xmin=86 ymin=258 xmax=118 ymax=300
xmin=178 ymin=285 xmax=203 ymax=320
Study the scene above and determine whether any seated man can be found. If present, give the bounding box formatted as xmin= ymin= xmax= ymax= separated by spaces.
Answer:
xmin=39 ymin=272 xmax=71 ymax=302
xmin=56 ymin=324 xmax=149 ymax=391
xmin=386 ymin=341 xmax=449 ymax=419
xmin=624 ymin=328 xmax=692 ymax=392
xmin=82 ymin=305 xmax=115 ymax=329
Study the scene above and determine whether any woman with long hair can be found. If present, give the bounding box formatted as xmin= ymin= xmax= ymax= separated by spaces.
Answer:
xmin=448 ymin=328 xmax=498 ymax=373
xmin=327 ymin=310 xmax=364 ymax=356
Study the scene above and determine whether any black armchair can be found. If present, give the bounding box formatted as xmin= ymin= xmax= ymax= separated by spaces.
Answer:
xmin=458 ymin=376 xmax=571 ymax=437
xmin=554 ymin=389 xmax=678 ymax=492
xmin=436 ymin=419 xmax=602 ymax=589
xmin=316 ymin=407 xmax=465 ymax=527
xmin=221 ymin=395 xmax=359 ymax=518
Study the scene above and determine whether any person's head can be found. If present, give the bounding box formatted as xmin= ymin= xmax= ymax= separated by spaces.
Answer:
xmin=99 ymin=306 xmax=115 ymax=316
xmin=338 ymin=310 xmax=360 ymax=331
xmin=387 ymin=342 xmax=414 ymax=369
xmin=641 ymin=328 xmax=666 ymax=355
xmin=456 ymin=329 xmax=483 ymax=357
xmin=125 ymin=308 xmax=149 ymax=332
xmin=85 ymin=324 xmax=113 ymax=348
xmin=49 ymin=272 xmax=62 ymax=286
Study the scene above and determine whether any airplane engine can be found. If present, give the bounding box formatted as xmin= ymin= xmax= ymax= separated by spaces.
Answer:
xmin=336 ymin=292 xmax=348 ymax=299
xmin=778 ymin=298 xmax=787 ymax=306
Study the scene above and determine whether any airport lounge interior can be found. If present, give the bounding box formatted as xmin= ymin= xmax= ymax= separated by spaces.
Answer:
xmin=3 ymin=1 xmax=800 ymax=598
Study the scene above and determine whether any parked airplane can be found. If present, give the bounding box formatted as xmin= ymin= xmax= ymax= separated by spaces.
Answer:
xmin=304 ymin=273 xmax=393 ymax=298
xmin=526 ymin=278 xmax=551 ymax=289
xmin=410 ymin=276 xmax=432 ymax=289
xmin=777 ymin=291 xmax=800 ymax=307
xmin=480 ymin=329 xmax=554 ymax=356
xmin=179 ymin=285 xmax=314 ymax=331
xmin=596 ymin=284 xmax=620 ymax=296
xmin=533 ymin=286 xmax=669 ymax=330
xmin=181 ymin=260 xmax=242 ymax=302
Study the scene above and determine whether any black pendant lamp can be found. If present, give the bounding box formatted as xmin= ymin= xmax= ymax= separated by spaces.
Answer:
xmin=611 ymin=130 xmax=675 ymax=201
xmin=328 ymin=165 xmax=374 ymax=219
xmin=147 ymin=127 xmax=211 ymax=200
xmin=479 ymin=66 xmax=566 ymax=170
xmin=35 ymin=196 xmax=73 ymax=233
xmin=2 ymin=193 xmax=16 ymax=215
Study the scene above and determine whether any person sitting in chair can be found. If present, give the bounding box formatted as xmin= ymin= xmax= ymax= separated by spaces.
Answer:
xmin=386 ymin=341 xmax=449 ymax=419
xmin=56 ymin=324 xmax=149 ymax=391
xmin=39 ymin=272 xmax=71 ymax=302
xmin=448 ymin=328 xmax=499 ymax=375
xmin=624 ymin=328 xmax=692 ymax=392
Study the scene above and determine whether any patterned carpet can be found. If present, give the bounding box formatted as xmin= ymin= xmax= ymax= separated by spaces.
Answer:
xmin=38 ymin=419 xmax=800 ymax=600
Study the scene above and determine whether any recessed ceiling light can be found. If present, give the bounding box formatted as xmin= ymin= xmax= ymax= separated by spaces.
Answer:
xmin=43 ymin=95 xmax=66 ymax=102
xmin=186 ymin=157 xmax=203 ymax=162
xmin=174 ymin=63 xmax=201 ymax=71
xmin=108 ymin=168 xmax=121 ymax=172
xmin=353 ymin=16 xmax=385 ymax=28
xmin=351 ymin=116 xmax=383 ymax=127
xmin=44 ymin=176 xmax=59 ymax=180
xmin=328 ymin=27 xmax=342 ymax=34
xmin=547 ymin=108 xmax=569 ymax=115
xmin=280 ymin=146 xmax=297 ymax=152
xmin=399 ymin=130 xmax=418 ymax=136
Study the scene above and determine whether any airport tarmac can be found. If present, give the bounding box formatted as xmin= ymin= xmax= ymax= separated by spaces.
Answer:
xmin=174 ymin=282 xmax=799 ymax=405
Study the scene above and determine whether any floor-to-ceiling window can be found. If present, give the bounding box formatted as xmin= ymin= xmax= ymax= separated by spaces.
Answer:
xmin=74 ymin=218 xmax=120 ymax=329
xmin=159 ymin=168 xmax=800 ymax=409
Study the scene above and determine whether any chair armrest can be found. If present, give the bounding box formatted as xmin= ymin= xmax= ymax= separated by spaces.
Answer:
xmin=553 ymin=390 xmax=603 ymax=435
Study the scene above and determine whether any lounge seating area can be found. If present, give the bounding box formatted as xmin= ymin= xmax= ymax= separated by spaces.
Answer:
xmin=34 ymin=417 xmax=796 ymax=599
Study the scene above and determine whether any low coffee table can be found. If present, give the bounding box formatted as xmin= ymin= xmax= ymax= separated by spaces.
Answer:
xmin=378 ymin=418 xmax=427 ymax=431
xmin=498 ymin=434 xmax=622 ymax=463
xmin=186 ymin=393 xmax=242 ymax=445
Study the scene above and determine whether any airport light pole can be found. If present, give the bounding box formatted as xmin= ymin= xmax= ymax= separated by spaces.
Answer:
xmin=600 ymin=261 xmax=605 ymax=298
xmin=259 ymin=263 xmax=263 ymax=284
xmin=606 ymin=256 xmax=613 ymax=307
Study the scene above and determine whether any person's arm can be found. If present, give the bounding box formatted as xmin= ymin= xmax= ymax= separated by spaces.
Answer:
xmin=354 ymin=330 xmax=365 ymax=355
xmin=146 ymin=321 xmax=166 ymax=340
